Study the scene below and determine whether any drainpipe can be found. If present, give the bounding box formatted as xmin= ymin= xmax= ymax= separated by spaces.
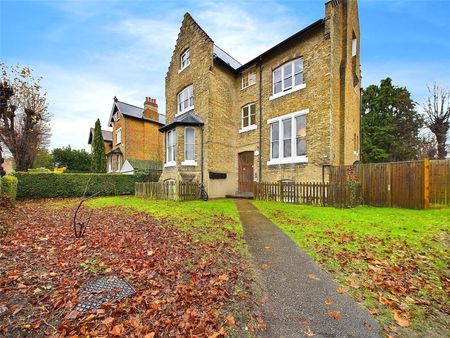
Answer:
xmin=259 ymin=56 xmax=263 ymax=183
xmin=201 ymin=125 xmax=204 ymax=185
xmin=359 ymin=87 xmax=363 ymax=161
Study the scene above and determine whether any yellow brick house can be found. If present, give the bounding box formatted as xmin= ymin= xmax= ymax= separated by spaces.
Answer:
xmin=103 ymin=96 xmax=165 ymax=173
xmin=159 ymin=0 xmax=361 ymax=198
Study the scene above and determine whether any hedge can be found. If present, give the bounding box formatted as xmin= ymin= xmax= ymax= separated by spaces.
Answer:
xmin=1 ymin=175 xmax=18 ymax=200
xmin=15 ymin=173 xmax=136 ymax=199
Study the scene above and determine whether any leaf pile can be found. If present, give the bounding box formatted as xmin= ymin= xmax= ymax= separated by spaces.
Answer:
xmin=0 ymin=200 xmax=262 ymax=337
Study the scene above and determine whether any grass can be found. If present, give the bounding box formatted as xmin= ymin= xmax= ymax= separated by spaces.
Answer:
xmin=87 ymin=196 xmax=244 ymax=245
xmin=253 ymin=201 xmax=450 ymax=337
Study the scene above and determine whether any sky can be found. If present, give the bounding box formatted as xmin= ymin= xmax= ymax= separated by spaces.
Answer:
xmin=1 ymin=0 xmax=449 ymax=152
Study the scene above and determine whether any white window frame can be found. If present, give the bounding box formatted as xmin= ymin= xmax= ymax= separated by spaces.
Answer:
xmin=165 ymin=129 xmax=176 ymax=167
xmin=241 ymin=68 xmax=256 ymax=89
xmin=267 ymin=109 xmax=309 ymax=165
xmin=239 ymin=103 xmax=257 ymax=133
xmin=182 ymin=127 xmax=197 ymax=166
xmin=270 ymin=58 xmax=306 ymax=101
xmin=352 ymin=38 xmax=357 ymax=57
xmin=179 ymin=49 xmax=190 ymax=72
xmin=115 ymin=128 xmax=121 ymax=145
xmin=177 ymin=84 xmax=194 ymax=116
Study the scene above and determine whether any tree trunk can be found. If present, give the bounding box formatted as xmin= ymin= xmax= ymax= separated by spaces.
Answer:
xmin=436 ymin=132 xmax=448 ymax=159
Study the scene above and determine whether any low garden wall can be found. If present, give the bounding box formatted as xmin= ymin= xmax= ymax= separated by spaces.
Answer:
xmin=15 ymin=173 xmax=135 ymax=199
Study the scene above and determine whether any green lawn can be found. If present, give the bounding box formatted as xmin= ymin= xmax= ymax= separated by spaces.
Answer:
xmin=253 ymin=201 xmax=450 ymax=337
xmin=87 ymin=196 xmax=244 ymax=246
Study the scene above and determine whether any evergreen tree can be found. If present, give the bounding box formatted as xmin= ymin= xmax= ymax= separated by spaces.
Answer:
xmin=52 ymin=146 xmax=91 ymax=172
xmin=362 ymin=78 xmax=424 ymax=163
xmin=90 ymin=119 xmax=106 ymax=173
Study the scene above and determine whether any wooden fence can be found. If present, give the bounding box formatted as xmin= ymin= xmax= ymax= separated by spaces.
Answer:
xmin=135 ymin=182 xmax=198 ymax=201
xmin=254 ymin=181 xmax=329 ymax=206
xmin=255 ymin=159 xmax=450 ymax=209
xmin=430 ymin=159 xmax=450 ymax=206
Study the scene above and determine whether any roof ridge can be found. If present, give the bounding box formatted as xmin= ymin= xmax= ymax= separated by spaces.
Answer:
xmin=117 ymin=100 xmax=144 ymax=110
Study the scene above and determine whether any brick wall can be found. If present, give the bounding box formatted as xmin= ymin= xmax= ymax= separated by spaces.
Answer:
xmin=160 ymin=0 xmax=361 ymax=196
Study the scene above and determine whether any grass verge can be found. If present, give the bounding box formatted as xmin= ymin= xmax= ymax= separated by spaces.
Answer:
xmin=253 ymin=201 xmax=449 ymax=337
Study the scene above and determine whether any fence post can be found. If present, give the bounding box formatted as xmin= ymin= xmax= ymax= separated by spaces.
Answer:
xmin=279 ymin=180 xmax=284 ymax=202
xmin=423 ymin=158 xmax=430 ymax=209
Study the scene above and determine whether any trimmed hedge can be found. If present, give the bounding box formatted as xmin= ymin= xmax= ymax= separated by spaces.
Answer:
xmin=15 ymin=173 xmax=136 ymax=199
xmin=1 ymin=175 xmax=18 ymax=200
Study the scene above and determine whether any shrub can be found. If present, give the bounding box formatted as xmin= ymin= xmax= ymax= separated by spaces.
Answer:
xmin=1 ymin=175 xmax=18 ymax=200
xmin=15 ymin=173 xmax=135 ymax=199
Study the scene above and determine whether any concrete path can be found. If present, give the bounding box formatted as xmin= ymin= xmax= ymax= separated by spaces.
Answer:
xmin=235 ymin=199 xmax=381 ymax=338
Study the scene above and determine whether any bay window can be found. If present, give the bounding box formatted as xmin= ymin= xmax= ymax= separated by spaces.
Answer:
xmin=270 ymin=58 xmax=305 ymax=100
xmin=182 ymin=127 xmax=196 ymax=165
xmin=177 ymin=85 xmax=194 ymax=115
xmin=165 ymin=129 xmax=176 ymax=166
xmin=268 ymin=109 xmax=309 ymax=165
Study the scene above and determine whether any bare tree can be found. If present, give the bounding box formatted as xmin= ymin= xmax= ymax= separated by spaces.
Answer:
xmin=423 ymin=83 xmax=449 ymax=159
xmin=0 ymin=63 xmax=51 ymax=171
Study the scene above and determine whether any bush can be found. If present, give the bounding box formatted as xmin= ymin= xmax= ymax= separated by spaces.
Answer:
xmin=1 ymin=175 xmax=18 ymax=200
xmin=15 ymin=173 xmax=136 ymax=199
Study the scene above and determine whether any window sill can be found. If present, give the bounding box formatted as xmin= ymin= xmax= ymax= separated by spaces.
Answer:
xmin=181 ymin=160 xmax=197 ymax=166
xmin=176 ymin=107 xmax=194 ymax=117
xmin=239 ymin=125 xmax=257 ymax=133
xmin=164 ymin=161 xmax=176 ymax=168
xmin=269 ymin=83 xmax=306 ymax=101
xmin=267 ymin=156 xmax=308 ymax=165
xmin=178 ymin=64 xmax=190 ymax=73
xmin=241 ymin=82 xmax=256 ymax=90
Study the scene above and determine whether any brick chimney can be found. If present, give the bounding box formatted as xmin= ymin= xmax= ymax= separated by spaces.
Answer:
xmin=143 ymin=97 xmax=159 ymax=121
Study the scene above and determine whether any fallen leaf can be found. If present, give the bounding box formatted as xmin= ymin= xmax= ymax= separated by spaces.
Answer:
xmin=305 ymin=327 xmax=314 ymax=336
xmin=65 ymin=310 xmax=79 ymax=320
xmin=225 ymin=315 xmax=235 ymax=326
xmin=260 ymin=263 xmax=269 ymax=270
xmin=325 ymin=298 xmax=333 ymax=305
xmin=336 ymin=287 xmax=345 ymax=294
xmin=328 ymin=311 xmax=342 ymax=320
xmin=208 ymin=327 xmax=226 ymax=338
xmin=308 ymin=274 xmax=320 ymax=281
xmin=110 ymin=324 xmax=125 ymax=336
xmin=102 ymin=317 xmax=115 ymax=326
xmin=369 ymin=308 xmax=379 ymax=315
xmin=144 ymin=333 xmax=155 ymax=338
xmin=392 ymin=310 xmax=410 ymax=327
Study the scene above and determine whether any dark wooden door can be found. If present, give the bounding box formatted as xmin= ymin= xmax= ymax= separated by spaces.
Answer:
xmin=238 ymin=151 xmax=254 ymax=194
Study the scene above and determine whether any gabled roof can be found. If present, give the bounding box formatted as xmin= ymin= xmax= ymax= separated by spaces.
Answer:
xmin=88 ymin=128 xmax=112 ymax=145
xmin=159 ymin=110 xmax=204 ymax=132
xmin=108 ymin=98 xmax=166 ymax=127
xmin=106 ymin=148 xmax=123 ymax=156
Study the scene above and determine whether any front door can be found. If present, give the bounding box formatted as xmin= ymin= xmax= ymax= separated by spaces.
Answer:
xmin=238 ymin=151 xmax=254 ymax=195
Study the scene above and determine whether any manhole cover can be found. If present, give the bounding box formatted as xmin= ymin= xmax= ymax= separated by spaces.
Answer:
xmin=75 ymin=275 xmax=135 ymax=313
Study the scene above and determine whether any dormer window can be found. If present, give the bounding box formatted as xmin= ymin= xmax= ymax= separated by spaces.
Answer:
xmin=177 ymin=84 xmax=194 ymax=115
xmin=180 ymin=49 xmax=190 ymax=71
xmin=241 ymin=69 xmax=256 ymax=89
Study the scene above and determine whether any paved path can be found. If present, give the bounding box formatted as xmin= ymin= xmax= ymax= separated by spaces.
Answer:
xmin=235 ymin=200 xmax=381 ymax=338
